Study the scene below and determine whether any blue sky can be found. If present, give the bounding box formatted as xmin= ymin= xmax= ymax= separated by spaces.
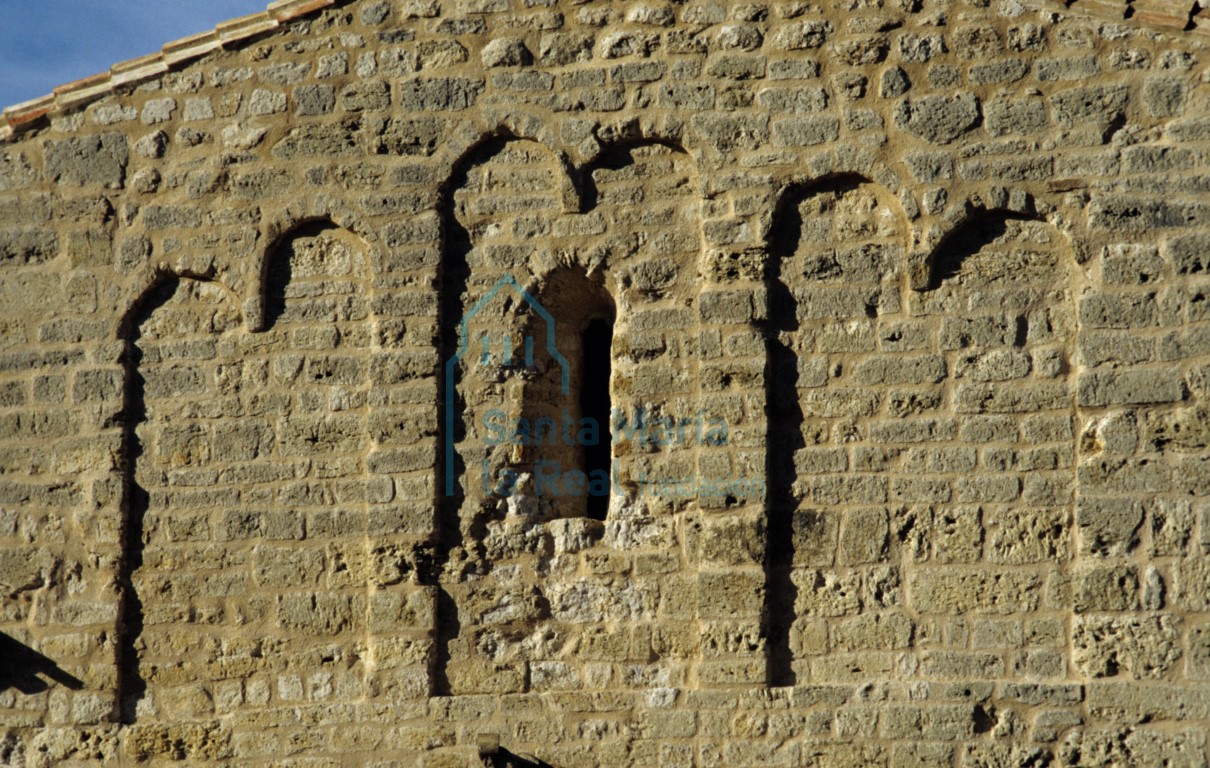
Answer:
xmin=0 ymin=1 xmax=270 ymax=109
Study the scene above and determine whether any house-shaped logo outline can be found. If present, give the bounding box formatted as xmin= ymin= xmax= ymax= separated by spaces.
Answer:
xmin=443 ymin=273 xmax=570 ymax=496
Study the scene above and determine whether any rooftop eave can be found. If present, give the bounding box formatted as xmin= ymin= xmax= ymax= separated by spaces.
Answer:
xmin=1 ymin=0 xmax=337 ymax=139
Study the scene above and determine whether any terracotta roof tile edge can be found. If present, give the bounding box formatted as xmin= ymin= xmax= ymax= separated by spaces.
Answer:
xmin=55 ymin=76 xmax=119 ymax=111
xmin=3 ymin=94 xmax=55 ymax=131
xmin=0 ymin=0 xmax=343 ymax=136
xmin=1064 ymin=0 xmax=1201 ymax=26
xmin=162 ymin=31 xmax=223 ymax=67
xmin=269 ymin=0 xmax=337 ymax=22
xmin=216 ymin=11 xmax=280 ymax=41
xmin=51 ymin=71 xmax=110 ymax=96
xmin=109 ymin=52 xmax=170 ymax=89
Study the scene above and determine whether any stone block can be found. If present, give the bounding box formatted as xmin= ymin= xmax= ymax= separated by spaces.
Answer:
xmin=1076 ymin=498 xmax=1143 ymax=557
xmin=1077 ymin=369 xmax=1185 ymax=407
xmin=0 ymin=228 xmax=57 ymax=265
xmin=697 ymin=569 xmax=764 ymax=619
xmin=293 ymin=84 xmax=335 ymax=115
xmin=1072 ymin=614 xmax=1181 ymax=679
xmin=772 ymin=116 xmax=840 ymax=146
xmin=910 ymin=569 xmax=1041 ymax=614
xmin=838 ymin=507 xmax=888 ymax=564
xmin=45 ymin=132 xmax=128 ymax=187
xmin=894 ymin=93 xmax=980 ymax=144
xmin=1073 ymin=565 xmax=1139 ymax=612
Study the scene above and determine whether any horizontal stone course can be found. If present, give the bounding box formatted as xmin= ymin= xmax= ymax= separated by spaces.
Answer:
xmin=0 ymin=0 xmax=1209 ymax=764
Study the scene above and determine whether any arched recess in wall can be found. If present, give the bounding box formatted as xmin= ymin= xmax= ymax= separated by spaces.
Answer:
xmin=248 ymin=209 xmax=380 ymax=332
xmin=115 ymin=221 xmax=378 ymax=738
xmin=577 ymin=140 xmax=712 ymax=690
xmin=245 ymin=220 xmax=379 ymax=710
xmin=912 ymin=211 xmax=1078 ymax=679
xmin=258 ymin=206 xmax=439 ymax=704
xmin=765 ymin=186 xmax=1080 ymax=688
xmin=436 ymin=135 xmax=583 ymax=696
xmin=586 ymin=139 xmax=764 ymax=691
xmin=921 ymin=210 xmax=1078 ymax=559
xmin=435 ymin=136 xmax=710 ymax=697
xmin=764 ymin=175 xmax=909 ymax=687
xmin=515 ymin=266 xmax=617 ymax=522
xmin=116 ymin=273 xmax=243 ymax=726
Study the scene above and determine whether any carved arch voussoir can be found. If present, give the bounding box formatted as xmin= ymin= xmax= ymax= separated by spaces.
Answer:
xmin=1034 ymin=192 xmax=1096 ymax=267
xmin=911 ymin=183 xmax=1093 ymax=289
xmin=582 ymin=116 xmax=700 ymax=168
xmin=584 ymin=135 xmax=705 ymax=203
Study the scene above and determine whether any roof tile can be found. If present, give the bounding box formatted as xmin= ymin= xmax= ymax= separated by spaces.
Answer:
xmin=53 ymin=73 xmax=116 ymax=111
xmin=161 ymin=31 xmax=223 ymax=67
xmin=1132 ymin=0 xmax=1196 ymax=27
xmin=269 ymin=0 xmax=337 ymax=22
xmin=3 ymin=94 xmax=55 ymax=129
xmin=110 ymin=53 xmax=170 ymax=88
xmin=0 ymin=0 xmax=342 ymax=136
xmin=216 ymin=12 xmax=280 ymax=42
xmin=51 ymin=72 xmax=109 ymax=96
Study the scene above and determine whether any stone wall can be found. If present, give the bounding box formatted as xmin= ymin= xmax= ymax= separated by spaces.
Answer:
xmin=2 ymin=0 xmax=1210 ymax=764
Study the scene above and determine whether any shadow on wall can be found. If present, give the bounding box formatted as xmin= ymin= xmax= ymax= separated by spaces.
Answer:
xmin=763 ymin=175 xmax=910 ymax=687
xmin=927 ymin=212 xmax=1033 ymax=290
xmin=115 ymin=277 xmax=181 ymax=724
xmin=0 ymin=632 xmax=84 ymax=694
xmin=763 ymin=179 xmax=810 ymax=688
xmin=478 ymin=735 xmax=552 ymax=767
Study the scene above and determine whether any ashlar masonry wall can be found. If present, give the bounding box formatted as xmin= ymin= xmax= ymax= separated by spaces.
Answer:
xmin=2 ymin=0 xmax=1210 ymax=765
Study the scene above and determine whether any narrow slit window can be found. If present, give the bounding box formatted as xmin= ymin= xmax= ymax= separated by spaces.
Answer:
xmin=581 ymin=317 xmax=613 ymax=521
xmin=512 ymin=268 xmax=615 ymax=522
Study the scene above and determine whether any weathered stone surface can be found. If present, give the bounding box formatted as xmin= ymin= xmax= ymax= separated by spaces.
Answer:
xmin=396 ymin=76 xmax=484 ymax=110
xmin=270 ymin=119 xmax=361 ymax=158
xmin=481 ymin=37 xmax=532 ymax=67
xmin=0 ymin=152 xmax=36 ymax=190
xmin=894 ymin=93 xmax=981 ymax=144
xmin=0 ymin=0 xmax=1208 ymax=764
xmin=293 ymin=84 xmax=336 ymax=115
xmin=1049 ymin=84 xmax=1128 ymax=133
xmin=125 ymin=722 xmax=232 ymax=760
xmin=1058 ymin=727 xmax=1208 ymax=768
xmin=1073 ymin=615 xmax=1182 ymax=679
xmin=0 ymin=228 xmax=57 ymax=265
xmin=1078 ymin=369 xmax=1185 ymax=407
xmin=340 ymin=80 xmax=390 ymax=112
xmin=44 ymin=133 xmax=128 ymax=187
